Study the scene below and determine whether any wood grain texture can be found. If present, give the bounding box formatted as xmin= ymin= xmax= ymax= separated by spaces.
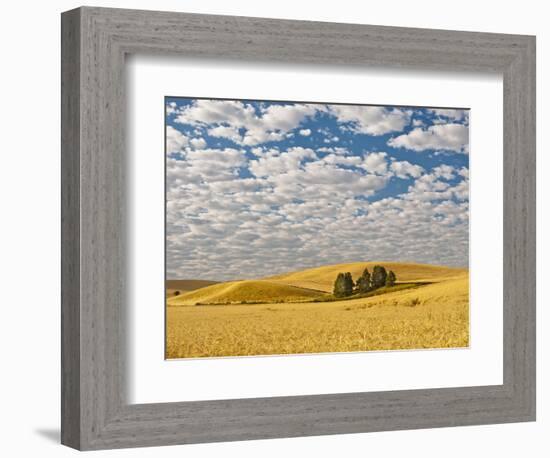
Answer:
xmin=61 ymin=6 xmax=536 ymax=450
xmin=60 ymin=8 xmax=81 ymax=449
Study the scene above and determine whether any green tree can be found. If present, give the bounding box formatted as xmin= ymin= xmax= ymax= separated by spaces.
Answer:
xmin=385 ymin=270 xmax=396 ymax=287
xmin=343 ymin=272 xmax=354 ymax=297
xmin=371 ymin=265 xmax=388 ymax=289
xmin=355 ymin=267 xmax=372 ymax=293
xmin=333 ymin=272 xmax=355 ymax=297
xmin=333 ymin=273 xmax=346 ymax=297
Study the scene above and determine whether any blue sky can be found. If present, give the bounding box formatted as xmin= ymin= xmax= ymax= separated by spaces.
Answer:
xmin=165 ymin=98 xmax=469 ymax=280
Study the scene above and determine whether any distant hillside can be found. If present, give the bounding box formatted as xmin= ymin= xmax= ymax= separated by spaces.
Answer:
xmin=166 ymin=262 xmax=468 ymax=305
xmin=264 ymin=262 xmax=467 ymax=293
xmin=166 ymin=279 xmax=219 ymax=298
xmin=167 ymin=280 xmax=324 ymax=306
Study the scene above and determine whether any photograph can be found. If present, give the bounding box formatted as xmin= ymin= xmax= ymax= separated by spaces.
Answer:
xmin=164 ymin=97 xmax=470 ymax=359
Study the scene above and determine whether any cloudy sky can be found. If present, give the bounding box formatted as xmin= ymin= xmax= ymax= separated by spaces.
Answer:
xmin=165 ymin=97 xmax=469 ymax=281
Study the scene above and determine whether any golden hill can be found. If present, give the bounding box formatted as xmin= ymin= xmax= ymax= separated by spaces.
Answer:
xmin=167 ymin=280 xmax=324 ymax=306
xmin=344 ymin=272 xmax=469 ymax=308
xmin=166 ymin=279 xmax=219 ymax=298
xmin=264 ymin=261 xmax=467 ymax=293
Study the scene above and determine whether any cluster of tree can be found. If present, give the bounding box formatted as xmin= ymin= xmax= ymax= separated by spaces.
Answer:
xmin=333 ymin=265 xmax=396 ymax=298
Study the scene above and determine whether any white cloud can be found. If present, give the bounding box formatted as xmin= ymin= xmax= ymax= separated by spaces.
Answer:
xmin=190 ymin=137 xmax=207 ymax=149
xmin=299 ymin=128 xmax=311 ymax=136
xmin=433 ymin=164 xmax=455 ymax=180
xmin=429 ymin=109 xmax=468 ymax=122
xmin=458 ymin=167 xmax=469 ymax=179
xmin=166 ymin=125 xmax=188 ymax=153
xmin=317 ymin=146 xmax=348 ymax=155
xmin=166 ymin=101 xmax=469 ymax=280
xmin=167 ymin=148 xmax=247 ymax=187
xmin=390 ymin=160 xmax=424 ymax=179
xmin=207 ymin=125 xmax=241 ymax=143
xmin=260 ymin=104 xmax=317 ymax=131
xmin=175 ymin=99 xmax=318 ymax=146
xmin=360 ymin=152 xmax=388 ymax=175
xmin=249 ymin=147 xmax=317 ymax=178
xmin=388 ymin=123 xmax=469 ymax=153
xmin=185 ymin=148 xmax=245 ymax=169
xmin=330 ymin=106 xmax=410 ymax=135
xmin=176 ymin=99 xmax=255 ymax=126
xmin=166 ymin=145 xmax=470 ymax=280
xmin=403 ymin=164 xmax=467 ymax=203
xmin=166 ymin=102 xmax=178 ymax=116
xmin=322 ymin=154 xmax=362 ymax=167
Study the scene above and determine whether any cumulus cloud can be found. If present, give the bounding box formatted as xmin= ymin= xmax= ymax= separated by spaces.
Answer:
xmin=207 ymin=125 xmax=241 ymax=143
xmin=390 ymin=160 xmax=424 ymax=179
xmin=249 ymin=147 xmax=317 ymax=178
xmin=190 ymin=137 xmax=207 ymax=149
xmin=361 ymin=152 xmax=388 ymax=175
xmin=175 ymin=99 xmax=318 ymax=146
xmin=404 ymin=164 xmax=467 ymax=203
xmin=166 ymin=101 xmax=178 ymax=116
xmin=165 ymin=99 xmax=469 ymax=280
xmin=299 ymin=128 xmax=311 ymax=136
xmin=167 ymin=148 xmax=247 ymax=187
xmin=428 ymin=108 xmax=468 ymax=122
xmin=388 ymin=123 xmax=469 ymax=153
xmin=329 ymin=105 xmax=410 ymax=135
xmin=166 ymin=125 xmax=188 ymax=153
xmin=166 ymin=149 xmax=468 ymax=279
xmin=322 ymin=153 xmax=362 ymax=167
xmin=433 ymin=164 xmax=455 ymax=180
xmin=317 ymin=146 xmax=348 ymax=155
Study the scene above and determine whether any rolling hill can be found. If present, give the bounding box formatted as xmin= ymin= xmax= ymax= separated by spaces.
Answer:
xmin=167 ymin=279 xmax=324 ymax=306
xmin=345 ymin=273 xmax=469 ymax=308
xmin=166 ymin=261 xmax=468 ymax=306
xmin=166 ymin=279 xmax=219 ymax=298
xmin=263 ymin=261 xmax=467 ymax=293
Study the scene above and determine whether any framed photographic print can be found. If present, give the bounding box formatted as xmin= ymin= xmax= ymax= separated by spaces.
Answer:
xmin=164 ymin=96 xmax=471 ymax=359
xmin=61 ymin=6 xmax=536 ymax=450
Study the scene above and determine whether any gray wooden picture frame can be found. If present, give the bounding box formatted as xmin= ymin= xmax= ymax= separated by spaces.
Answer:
xmin=61 ymin=6 xmax=536 ymax=451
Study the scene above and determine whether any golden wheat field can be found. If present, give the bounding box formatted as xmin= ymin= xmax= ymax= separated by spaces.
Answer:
xmin=165 ymin=262 xmax=469 ymax=359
